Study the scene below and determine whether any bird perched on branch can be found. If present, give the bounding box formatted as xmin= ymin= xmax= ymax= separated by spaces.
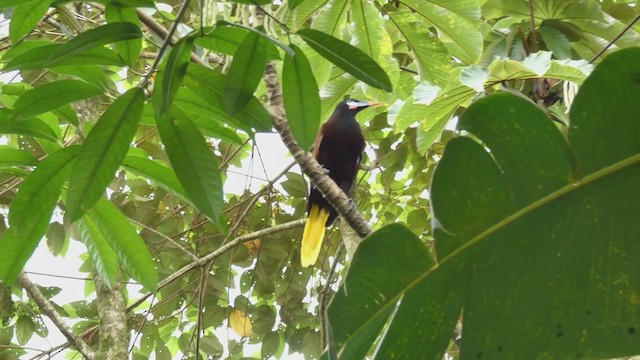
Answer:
xmin=301 ymin=99 xmax=382 ymax=267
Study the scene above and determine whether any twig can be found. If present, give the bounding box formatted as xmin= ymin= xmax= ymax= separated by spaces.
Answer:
xmin=18 ymin=273 xmax=95 ymax=360
xmin=263 ymin=62 xmax=373 ymax=238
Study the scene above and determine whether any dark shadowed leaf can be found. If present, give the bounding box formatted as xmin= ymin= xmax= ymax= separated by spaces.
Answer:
xmin=282 ymin=45 xmax=320 ymax=151
xmin=297 ymin=29 xmax=392 ymax=92
xmin=66 ymin=88 xmax=144 ymax=222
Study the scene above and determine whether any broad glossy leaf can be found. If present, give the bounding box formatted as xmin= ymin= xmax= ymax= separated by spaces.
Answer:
xmin=88 ymin=198 xmax=157 ymax=292
xmin=539 ymin=25 xmax=572 ymax=60
xmin=9 ymin=0 xmax=52 ymax=42
xmin=50 ymin=66 xmax=109 ymax=90
xmin=184 ymin=64 xmax=272 ymax=132
xmin=0 ymin=147 xmax=38 ymax=168
xmin=66 ymin=88 xmax=144 ymax=222
xmin=4 ymin=44 xmax=125 ymax=71
xmin=223 ymin=30 xmax=268 ymax=116
xmin=297 ymin=29 xmax=392 ymax=92
xmin=156 ymin=111 xmax=224 ymax=227
xmin=12 ymin=80 xmax=103 ymax=121
xmin=282 ymin=45 xmax=320 ymax=151
xmin=121 ymin=155 xmax=189 ymax=201
xmin=0 ymin=146 xmax=80 ymax=284
xmin=105 ymin=8 xmax=142 ymax=67
xmin=154 ymin=36 xmax=194 ymax=118
xmin=75 ymin=217 xmax=119 ymax=289
xmin=215 ymin=21 xmax=292 ymax=57
xmin=50 ymin=22 xmax=142 ymax=62
xmin=0 ymin=109 xmax=57 ymax=141
xmin=0 ymin=0 xmax=40 ymax=8
xmin=330 ymin=48 xmax=640 ymax=359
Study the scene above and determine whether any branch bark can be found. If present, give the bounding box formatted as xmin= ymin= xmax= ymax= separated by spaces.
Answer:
xmin=17 ymin=273 xmax=95 ymax=360
xmin=263 ymin=61 xmax=373 ymax=239
xmin=94 ymin=273 xmax=128 ymax=360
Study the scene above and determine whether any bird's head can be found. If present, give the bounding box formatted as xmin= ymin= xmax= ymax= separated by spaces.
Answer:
xmin=336 ymin=99 xmax=384 ymax=116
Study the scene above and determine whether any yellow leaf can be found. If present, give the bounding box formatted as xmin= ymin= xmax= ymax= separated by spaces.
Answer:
xmin=229 ymin=309 xmax=253 ymax=337
xmin=242 ymin=238 xmax=261 ymax=256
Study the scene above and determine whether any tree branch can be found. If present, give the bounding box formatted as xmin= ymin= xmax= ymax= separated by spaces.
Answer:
xmin=263 ymin=61 xmax=373 ymax=238
xmin=17 ymin=273 xmax=95 ymax=360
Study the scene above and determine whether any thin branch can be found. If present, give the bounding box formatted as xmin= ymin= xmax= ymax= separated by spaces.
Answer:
xmin=17 ymin=273 xmax=95 ymax=360
xmin=126 ymin=219 xmax=307 ymax=312
xmin=528 ymin=0 xmax=537 ymax=52
xmin=263 ymin=61 xmax=373 ymax=238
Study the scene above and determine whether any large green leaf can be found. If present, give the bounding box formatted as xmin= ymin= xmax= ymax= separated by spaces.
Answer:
xmin=121 ymin=154 xmax=189 ymax=201
xmin=49 ymin=22 xmax=142 ymax=62
xmin=0 ymin=146 xmax=81 ymax=284
xmin=105 ymin=8 xmax=143 ymax=67
xmin=297 ymin=29 xmax=392 ymax=92
xmin=156 ymin=111 xmax=224 ymax=227
xmin=223 ymin=30 xmax=269 ymax=116
xmin=12 ymin=80 xmax=103 ymax=121
xmin=9 ymin=0 xmax=52 ymax=42
xmin=3 ymin=44 xmax=125 ymax=71
xmin=66 ymin=88 xmax=144 ymax=222
xmin=153 ymin=36 xmax=194 ymax=118
xmin=88 ymin=198 xmax=157 ymax=292
xmin=0 ymin=147 xmax=38 ymax=168
xmin=328 ymin=48 xmax=640 ymax=359
xmin=282 ymin=45 xmax=320 ymax=151
xmin=0 ymin=109 xmax=57 ymax=141
xmin=75 ymin=217 xmax=119 ymax=289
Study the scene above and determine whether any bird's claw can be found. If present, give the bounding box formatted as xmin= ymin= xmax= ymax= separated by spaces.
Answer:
xmin=319 ymin=165 xmax=330 ymax=175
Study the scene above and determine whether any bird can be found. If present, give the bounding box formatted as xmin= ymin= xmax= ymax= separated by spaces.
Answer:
xmin=300 ymin=99 xmax=382 ymax=267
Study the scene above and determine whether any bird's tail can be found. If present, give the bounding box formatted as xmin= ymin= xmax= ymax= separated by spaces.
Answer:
xmin=301 ymin=205 xmax=330 ymax=267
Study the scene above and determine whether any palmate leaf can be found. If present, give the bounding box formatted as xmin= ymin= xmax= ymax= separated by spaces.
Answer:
xmin=328 ymin=48 xmax=640 ymax=359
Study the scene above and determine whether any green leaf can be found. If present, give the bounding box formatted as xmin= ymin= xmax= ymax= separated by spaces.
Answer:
xmin=12 ymin=80 xmax=103 ymax=121
xmin=282 ymin=45 xmax=320 ymax=151
xmin=331 ymin=48 xmax=640 ymax=360
xmin=460 ymin=65 xmax=489 ymax=92
xmin=223 ymin=30 xmax=269 ymax=115
xmin=154 ymin=36 xmax=194 ymax=118
xmin=0 ymin=146 xmax=81 ymax=284
xmin=215 ymin=21 xmax=293 ymax=57
xmin=75 ymin=217 xmax=120 ymax=289
xmin=50 ymin=66 xmax=109 ymax=90
xmin=4 ymin=44 xmax=125 ymax=71
xmin=539 ymin=24 xmax=572 ymax=60
xmin=184 ymin=64 xmax=272 ymax=132
xmin=156 ymin=111 xmax=224 ymax=227
xmin=105 ymin=8 xmax=143 ymax=67
xmin=297 ymin=29 xmax=392 ymax=92
xmin=9 ymin=0 xmax=52 ymax=42
xmin=88 ymin=198 xmax=157 ymax=291
xmin=0 ymin=0 xmax=40 ymax=8
xmin=92 ymin=0 xmax=155 ymax=7
xmin=45 ymin=222 xmax=68 ymax=257
xmin=173 ymin=92 xmax=245 ymax=144
xmin=15 ymin=316 xmax=34 ymax=345
xmin=0 ymin=109 xmax=58 ymax=141
xmin=66 ymin=88 xmax=144 ymax=222
xmin=0 ymin=147 xmax=38 ymax=168
xmin=121 ymin=155 xmax=189 ymax=201
xmin=401 ymin=0 xmax=483 ymax=64
xmin=49 ymin=22 xmax=142 ymax=63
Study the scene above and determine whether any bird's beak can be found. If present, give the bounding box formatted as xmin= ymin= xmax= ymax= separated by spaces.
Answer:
xmin=348 ymin=101 xmax=384 ymax=110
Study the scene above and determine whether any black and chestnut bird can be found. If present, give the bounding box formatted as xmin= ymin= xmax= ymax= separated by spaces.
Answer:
xmin=301 ymin=99 xmax=382 ymax=267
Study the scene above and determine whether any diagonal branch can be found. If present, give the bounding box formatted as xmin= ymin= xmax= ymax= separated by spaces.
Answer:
xmin=263 ymin=61 xmax=373 ymax=238
xmin=18 ymin=272 xmax=95 ymax=360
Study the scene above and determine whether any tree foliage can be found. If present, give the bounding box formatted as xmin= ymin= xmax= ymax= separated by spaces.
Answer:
xmin=0 ymin=0 xmax=638 ymax=359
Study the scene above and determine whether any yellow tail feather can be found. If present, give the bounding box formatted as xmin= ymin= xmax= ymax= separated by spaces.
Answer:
xmin=301 ymin=205 xmax=330 ymax=267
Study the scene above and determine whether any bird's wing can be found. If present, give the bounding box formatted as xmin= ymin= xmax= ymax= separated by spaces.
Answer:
xmin=346 ymin=154 xmax=361 ymax=193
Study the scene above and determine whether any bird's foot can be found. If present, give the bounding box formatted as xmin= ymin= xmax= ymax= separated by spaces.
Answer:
xmin=349 ymin=199 xmax=357 ymax=210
